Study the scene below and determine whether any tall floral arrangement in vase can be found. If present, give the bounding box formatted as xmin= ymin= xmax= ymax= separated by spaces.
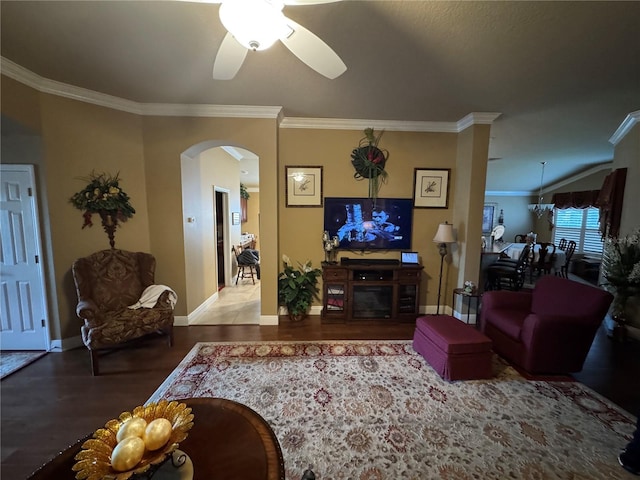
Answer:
xmin=602 ymin=227 xmax=640 ymax=327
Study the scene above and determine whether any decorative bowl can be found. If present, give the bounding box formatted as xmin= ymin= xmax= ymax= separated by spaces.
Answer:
xmin=72 ymin=399 xmax=194 ymax=480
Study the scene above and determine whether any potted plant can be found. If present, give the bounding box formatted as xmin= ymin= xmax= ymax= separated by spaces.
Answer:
xmin=278 ymin=255 xmax=321 ymax=322
xmin=69 ymin=171 xmax=135 ymax=248
xmin=240 ymin=183 xmax=250 ymax=200
xmin=602 ymin=227 xmax=640 ymax=340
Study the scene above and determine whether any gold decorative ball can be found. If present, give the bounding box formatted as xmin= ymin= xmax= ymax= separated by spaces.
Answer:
xmin=111 ymin=436 xmax=145 ymax=472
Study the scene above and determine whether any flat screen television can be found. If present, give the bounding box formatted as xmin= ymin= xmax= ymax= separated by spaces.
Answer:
xmin=323 ymin=197 xmax=413 ymax=251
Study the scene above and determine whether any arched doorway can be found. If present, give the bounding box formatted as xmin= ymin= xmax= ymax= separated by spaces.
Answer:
xmin=180 ymin=141 xmax=260 ymax=323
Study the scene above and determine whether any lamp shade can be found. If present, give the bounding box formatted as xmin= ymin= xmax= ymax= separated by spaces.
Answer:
xmin=433 ymin=222 xmax=455 ymax=244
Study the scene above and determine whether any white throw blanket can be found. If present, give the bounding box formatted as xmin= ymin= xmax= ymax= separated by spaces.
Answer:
xmin=128 ymin=284 xmax=177 ymax=310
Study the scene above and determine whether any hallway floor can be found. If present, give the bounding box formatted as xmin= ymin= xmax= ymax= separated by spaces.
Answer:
xmin=189 ymin=279 xmax=260 ymax=325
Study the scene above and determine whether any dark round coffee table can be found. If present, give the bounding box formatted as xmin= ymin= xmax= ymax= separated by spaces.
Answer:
xmin=27 ymin=397 xmax=285 ymax=480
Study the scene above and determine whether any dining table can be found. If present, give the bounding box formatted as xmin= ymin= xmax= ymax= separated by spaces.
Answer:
xmin=505 ymin=243 xmax=566 ymax=273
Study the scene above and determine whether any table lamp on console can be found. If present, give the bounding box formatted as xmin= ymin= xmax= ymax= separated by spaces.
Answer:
xmin=433 ymin=222 xmax=456 ymax=315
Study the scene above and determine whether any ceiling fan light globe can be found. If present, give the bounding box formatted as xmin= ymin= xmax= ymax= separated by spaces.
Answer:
xmin=219 ymin=0 xmax=290 ymax=51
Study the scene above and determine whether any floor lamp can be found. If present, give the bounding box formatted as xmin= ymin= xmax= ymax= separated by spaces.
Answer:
xmin=433 ymin=222 xmax=455 ymax=315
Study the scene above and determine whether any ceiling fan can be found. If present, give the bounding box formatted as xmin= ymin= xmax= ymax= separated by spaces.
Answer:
xmin=182 ymin=0 xmax=347 ymax=80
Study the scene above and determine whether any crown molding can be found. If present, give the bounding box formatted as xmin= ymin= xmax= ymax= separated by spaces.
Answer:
xmin=1 ymin=56 xmax=281 ymax=119
xmin=279 ymin=113 xmax=502 ymax=133
xmin=1 ymin=57 xmax=501 ymax=129
xmin=609 ymin=110 xmax=640 ymax=145
xmin=279 ymin=117 xmax=459 ymax=132
xmin=2 ymin=57 xmax=143 ymax=114
xmin=457 ymin=112 xmax=502 ymax=131
xmin=142 ymin=103 xmax=282 ymax=118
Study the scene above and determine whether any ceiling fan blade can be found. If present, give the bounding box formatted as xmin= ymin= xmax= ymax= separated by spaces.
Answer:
xmin=213 ymin=32 xmax=248 ymax=80
xmin=280 ymin=18 xmax=346 ymax=79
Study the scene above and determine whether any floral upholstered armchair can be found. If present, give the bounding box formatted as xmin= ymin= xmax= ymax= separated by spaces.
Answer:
xmin=71 ymin=249 xmax=176 ymax=375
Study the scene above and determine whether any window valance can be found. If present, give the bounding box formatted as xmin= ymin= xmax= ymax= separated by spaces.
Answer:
xmin=551 ymin=190 xmax=600 ymax=209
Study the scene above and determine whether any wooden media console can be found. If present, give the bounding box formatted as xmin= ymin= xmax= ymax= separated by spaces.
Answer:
xmin=321 ymin=261 xmax=423 ymax=323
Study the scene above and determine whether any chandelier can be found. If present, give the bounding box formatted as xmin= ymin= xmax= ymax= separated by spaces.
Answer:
xmin=527 ymin=161 xmax=555 ymax=218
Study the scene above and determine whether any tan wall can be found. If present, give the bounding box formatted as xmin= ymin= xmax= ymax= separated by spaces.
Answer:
xmin=2 ymin=73 xmax=495 ymax=342
xmin=200 ymin=148 xmax=241 ymax=298
xmin=243 ymin=191 xmax=260 ymax=250
xmin=40 ymin=94 xmax=150 ymax=340
xmin=141 ymin=116 xmax=279 ymax=318
xmin=452 ymin=124 xmax=492 ymax=294
xmin=1 ymin=76 xmax=279 ymax=341
xmin=278 ymin=128 xmax=474 ymax=309
xmin=181 ymin=147 xmax=241 ymax=312
xmin=1 ymin=76 xmax=42 ymax=133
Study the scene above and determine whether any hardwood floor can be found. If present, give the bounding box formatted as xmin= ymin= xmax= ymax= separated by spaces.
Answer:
xmin=2 ymin=318 xmax=639 ymax=479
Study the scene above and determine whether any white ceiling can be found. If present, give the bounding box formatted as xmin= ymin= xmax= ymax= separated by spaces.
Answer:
xmin=1 ymin=1 xmax=638 ymax=193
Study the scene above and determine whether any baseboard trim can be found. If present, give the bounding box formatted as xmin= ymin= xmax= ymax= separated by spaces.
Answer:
xmin=174 ymin=316 xmax=189 ymax=326
xmin=183 ymin=292 xmax=219 ymax=325
xmin=260 ymin=315 xmax=279 ymax=326
xmin=49 ymin=335 xmax=84 ymax=352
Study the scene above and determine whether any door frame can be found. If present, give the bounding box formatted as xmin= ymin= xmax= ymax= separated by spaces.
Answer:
xmin=214 ymin=186 xmax=232 ymax=288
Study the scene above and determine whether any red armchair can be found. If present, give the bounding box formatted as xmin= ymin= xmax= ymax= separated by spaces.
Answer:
xmin=480 ymin=275 xmax=613 ymax=374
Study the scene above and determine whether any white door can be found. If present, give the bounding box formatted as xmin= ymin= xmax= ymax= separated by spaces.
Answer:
xmin=0 ymin=165 xmax=49 ymax=350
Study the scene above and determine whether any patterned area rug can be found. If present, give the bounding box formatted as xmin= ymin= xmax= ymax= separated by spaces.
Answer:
xmin=148 ymin=341 xmax=636 ymax=480
xmin=0 ymin=351 xmax=47 ymax=379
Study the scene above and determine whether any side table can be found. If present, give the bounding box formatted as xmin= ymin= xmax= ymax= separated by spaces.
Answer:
xmin=452 ymin=288 xmax=481 ymax=325
xmin=26 ymin=397 xmax=285 ymax=480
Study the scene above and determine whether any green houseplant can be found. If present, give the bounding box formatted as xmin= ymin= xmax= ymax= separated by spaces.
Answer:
xmin=240 ymin=183 xmax=250 ymax=200
xmin=278 ymin=255 xmax=321 ymax=321
xmin=602 ymin=227 xmax=640 ymax=332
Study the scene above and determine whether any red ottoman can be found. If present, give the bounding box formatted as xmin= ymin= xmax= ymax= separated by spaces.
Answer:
xmin=413 ymin=315 xmax=493 ymax=381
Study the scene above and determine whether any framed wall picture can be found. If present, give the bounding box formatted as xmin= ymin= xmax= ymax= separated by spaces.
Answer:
xmin=482 ymin=204 xmax=496 ymax=233
xmin=413 ymin=168 xmax=451 ymax=208
xmin=285 ymin=166 xmax=323 ymax=207
xmin=232 ymin=212 xmax=241 ymax=225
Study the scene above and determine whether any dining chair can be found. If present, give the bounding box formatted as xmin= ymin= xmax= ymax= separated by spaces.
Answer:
xmin=558 ymin=238 xmax=568 ymax=251
xmin=534 ymin=242 xmax=557 ymax=275
xmin=233 ymin=246 xmax=257 ymax=285
xmin=486 ymin=244 xmax=531 ymax=291
xmin=514 ymin=234 xmax=527 ymax=243
xmin=558 ymin=240 xmax=576 ymax=278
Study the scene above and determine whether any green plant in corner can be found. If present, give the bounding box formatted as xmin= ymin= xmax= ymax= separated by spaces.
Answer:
xmin=602 ymin=227 xmax=640 ymax=328
xmin=240 ymin=183 xmax=250 ymax=200
xmin=278 ymin=255 xmax=321 ymax=321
